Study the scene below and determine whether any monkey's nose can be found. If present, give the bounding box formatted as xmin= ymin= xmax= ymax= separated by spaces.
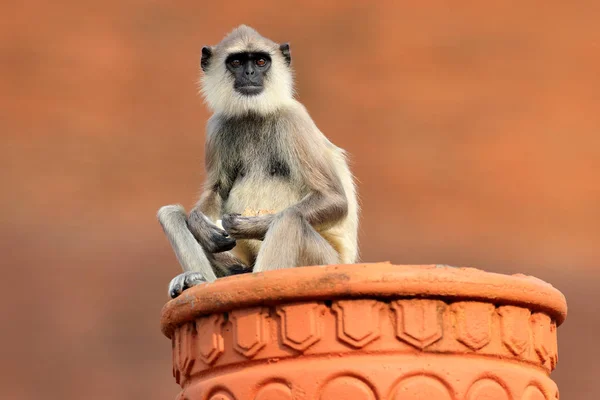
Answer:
xmin=244 ymin=64 xmax=255 ymax=76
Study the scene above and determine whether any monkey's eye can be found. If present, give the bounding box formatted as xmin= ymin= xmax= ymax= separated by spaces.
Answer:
xmin=230 ymin=59 xmax=242 ymax=68
xmin=255 ymin=58 xmax=267 ymax=67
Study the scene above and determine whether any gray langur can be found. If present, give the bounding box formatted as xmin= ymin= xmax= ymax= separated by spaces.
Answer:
xmin=157 ymin=25 xmax=359 ymax=298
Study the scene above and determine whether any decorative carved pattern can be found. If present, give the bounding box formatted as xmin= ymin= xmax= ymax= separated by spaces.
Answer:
xmin=319 ymin=376 xmax=376 ymax=400
xmin=208 ymin=391 xmax=235 ymax=400
xmin=164 ymin=264 xmax=566 ymax=400
xmin=276 ymin=303 xmax=323 ymax=352
xmin=254 ymin=382 xmax=293 ymax=400
xmin=453 ymin=302 xmax=494 ymax=350
xmin=522 ymin=385 xmax=547 ymax=400
xmin=498 ymin=306 xmax=531 ymax=356
xmin=391 ymin=299 xmax=444 ymax=349
xmin=550 ymin=321 xmax=558 ymax=370
xmin=332 ymin=300 xmax=383 ymax=348
xmin=179 ymin=359 xmax=557 ymax=400
xmin=171 ymin=298 xmax=561 ymax=400
xmin=230 ymin=307 xmax=269 ymax=358
xmin=389 ymin=375 xmax=453 ymax=400
xmin=171 ymin=329 xmax=178 ymax=384
xmin=532 ymin=313 xmax=556 ymax=368
xmin=466 ymin=378 xmax=510 ymax=399
xmin=172 ymin=299 xmax=561 ymax=378
xmin=195 ymin=314 xmax=225 ymax=365
xmin=172 ymin=322 xmax=196 ymax=383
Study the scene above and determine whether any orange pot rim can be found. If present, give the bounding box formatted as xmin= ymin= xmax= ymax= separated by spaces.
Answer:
xmin=160 ymin=262 xmax=567 ymax=338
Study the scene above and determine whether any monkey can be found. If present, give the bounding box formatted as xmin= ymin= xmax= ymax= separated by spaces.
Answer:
xmin=157 ymin=25 xmax=359 ymax=298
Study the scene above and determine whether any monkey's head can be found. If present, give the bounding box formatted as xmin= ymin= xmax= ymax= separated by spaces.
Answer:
xmin=199 ymin=25 xmax=294 ymax=116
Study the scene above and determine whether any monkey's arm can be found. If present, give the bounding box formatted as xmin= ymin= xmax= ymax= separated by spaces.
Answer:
xmin=194 ymin=126 xmax=224 ymax=223
xmin=290 ymin=186 xmax=348 ymax=229
xmin=188 ymin=125 xmax=236 ymax=252
xmin=188 ymin=186 xmax=236 ymax=253
xmin=286 ymin=112 xmax=350 ymax=230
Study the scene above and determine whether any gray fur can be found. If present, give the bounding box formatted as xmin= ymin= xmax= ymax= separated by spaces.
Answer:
xmin=158 ymin=205 xmax=251 ymax=297
xmin=157 ymin=205 xmax=217 ymax=281
xmin=253 ymin=208 xmax=339 ymax=272
xmin=205 ymin=112 xmax=301 ymax=200
xmin=168 ymin=271 xmax=206 ymax=298
xmin=158 ymin=26 xmax=359 ymax=298
xmin=187 ymin=208 xmax=236 ymax=253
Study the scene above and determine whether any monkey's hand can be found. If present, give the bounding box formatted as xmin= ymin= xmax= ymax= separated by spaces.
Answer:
xmin=221 ymin=213 xmax=274 ymax=240
xmin=168 ymin=271 xmax=206 ymax=298
xmin=188 ymin=208 xmax=236 ymax=253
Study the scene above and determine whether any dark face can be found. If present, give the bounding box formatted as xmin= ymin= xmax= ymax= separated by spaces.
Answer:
xmin=225 ymin=52 xmax=271 ymax=96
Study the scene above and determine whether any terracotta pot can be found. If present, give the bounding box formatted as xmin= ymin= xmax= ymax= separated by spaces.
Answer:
xmin=160 ymin=263 xmax=567 ymax=400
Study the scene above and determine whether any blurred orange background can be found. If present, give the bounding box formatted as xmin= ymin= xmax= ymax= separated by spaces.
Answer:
xmin=1 ymin=1 xmax=599 ymax=399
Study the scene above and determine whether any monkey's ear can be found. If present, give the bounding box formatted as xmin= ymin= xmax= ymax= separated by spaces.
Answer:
xmin=201 ymin=46 xmax=213 ymax=72
xmin=279 ymin=43 xmax=291 ymax=66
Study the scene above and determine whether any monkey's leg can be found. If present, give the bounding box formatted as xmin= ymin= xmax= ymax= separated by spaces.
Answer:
xmin=157 ymin=205 xmax=218 ymax=280
xmin=168 ymin=251 xmax=250 ymax=298
xmin=158 ymin=205 xmax=237 ymax=270
xmin=158 ymin=205 xmax=251 ymax=298
xmin=210 ymin=251 xmax=252 ymax=276
xmin=253 ymin=208 xmax=339 ymax=273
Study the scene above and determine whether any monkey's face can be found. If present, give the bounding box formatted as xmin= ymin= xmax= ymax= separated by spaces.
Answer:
xmin=225 ymin=52 xmax=271 ymax=96
xmin=199 ymin=26 xmax=294 ymax=117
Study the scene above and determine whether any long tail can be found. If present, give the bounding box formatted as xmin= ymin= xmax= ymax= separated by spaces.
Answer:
xmin=156 ymin=204 xmax=217 ymax=282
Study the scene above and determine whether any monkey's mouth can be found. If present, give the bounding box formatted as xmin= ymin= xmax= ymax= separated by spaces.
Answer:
xmin=235 ymin=85 xmax=264 ymax=96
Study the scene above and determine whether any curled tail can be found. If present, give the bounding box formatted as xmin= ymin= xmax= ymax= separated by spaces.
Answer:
xmin=157 ymin=205 xmax=217 ymax=282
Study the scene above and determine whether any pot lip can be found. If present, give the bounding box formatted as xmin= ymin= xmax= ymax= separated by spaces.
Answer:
xmin=160 ymin=262 xmax=567 ymax=338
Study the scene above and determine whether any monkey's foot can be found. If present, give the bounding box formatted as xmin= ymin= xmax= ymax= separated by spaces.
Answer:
xmin=168 ymin=271 xmax=207 ymax=299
